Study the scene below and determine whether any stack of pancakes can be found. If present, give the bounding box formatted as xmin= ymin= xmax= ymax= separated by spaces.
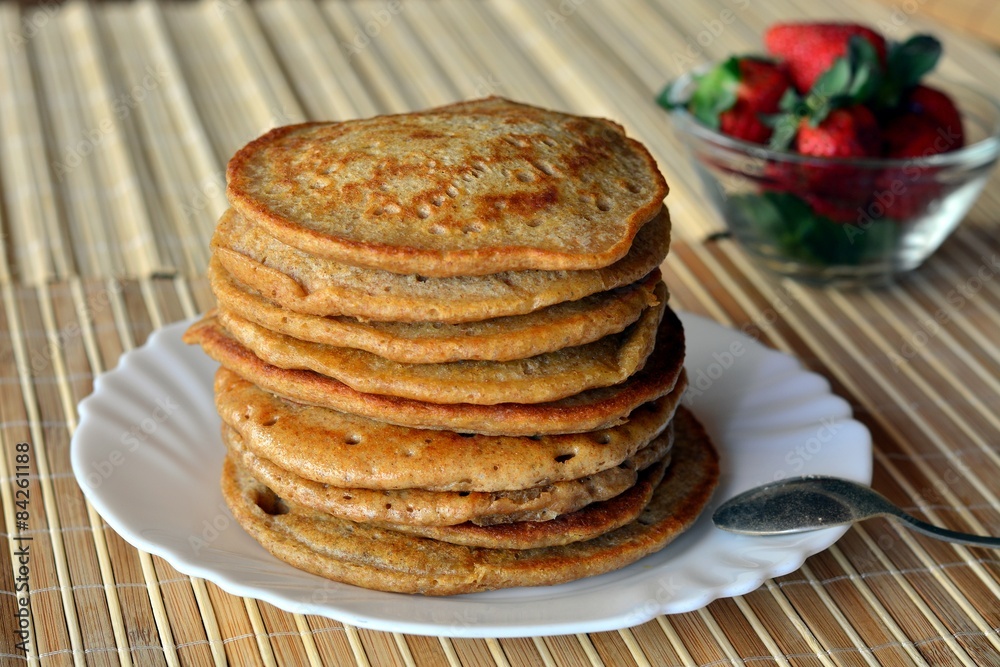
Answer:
xmin=184 ymin=98 xmax=719 ymax=595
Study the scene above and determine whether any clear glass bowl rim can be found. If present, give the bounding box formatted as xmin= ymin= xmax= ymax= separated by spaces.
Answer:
xmin=663 ymin=68 xmax=1000 ymax=169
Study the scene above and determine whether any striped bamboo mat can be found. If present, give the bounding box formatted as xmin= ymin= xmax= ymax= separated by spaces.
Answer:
xmin=2 ymin=1 xmax=1000 ymax=665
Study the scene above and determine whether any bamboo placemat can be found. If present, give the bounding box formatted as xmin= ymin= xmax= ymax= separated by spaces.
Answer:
xmin=2 ymin=1 xmax=999 ymax=665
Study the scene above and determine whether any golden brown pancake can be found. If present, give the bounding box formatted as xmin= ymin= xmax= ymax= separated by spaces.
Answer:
xmin=216 ymin=281 xmax=665 ymax=405
xmin=226 ymin=97 xmax=668 ymax=277
xmin=213 ymin=368 xmax=681 ymax=491
xmin=186 ymin=306 xmax=687 ymax=436
xmin=210 ymin=257 xmax=661 ymax=364
xmin=222 ymin=421 xmax=673 ymax=527
xmin=212 ymin=207 xmax=670 ymax=323
xmin=219 ymin=407 xmax=719 ymax=595
xmin=376 ymin=457 xmax=668 ymax=549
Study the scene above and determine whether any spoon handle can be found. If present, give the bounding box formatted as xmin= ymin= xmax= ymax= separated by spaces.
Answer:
xmin=892 ymin=512 xmax=1000 ymax=548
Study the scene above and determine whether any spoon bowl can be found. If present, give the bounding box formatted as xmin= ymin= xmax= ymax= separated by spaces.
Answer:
xmin=713 ymin=476 xmax=1000 ymax=549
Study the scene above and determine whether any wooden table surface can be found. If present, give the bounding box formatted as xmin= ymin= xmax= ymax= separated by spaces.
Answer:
xmin=1 ymin=1 xmax=999 ymax=665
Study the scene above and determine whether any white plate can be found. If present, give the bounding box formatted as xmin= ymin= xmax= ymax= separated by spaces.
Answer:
xmin=71 ymin=312 xmax=871 ymax=638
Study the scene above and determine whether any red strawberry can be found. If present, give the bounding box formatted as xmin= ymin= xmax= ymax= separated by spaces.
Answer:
xmin=682 ymin=56 xmax=792 ymax=144
xmin=874 ymin=87 xmax=963 ymax=220
xmin=803 ymin=193 xmax=866 ymax=223
xmin=765 ymin=22 xmax=887 ymax=93
xmin=796 ymin=106 xmax=881 ymax=158
xmin=883 ymin=113 xmax=943 ymax=158
xmin=898 ymin=85 xmax=964 ymax=151
xmin=792 ymin=106 xmax=881 ymax=221
xmin=870 ymin=172 xmax=941 ymax=220
xmin=718 ymin=59 xmax=793 ymax=143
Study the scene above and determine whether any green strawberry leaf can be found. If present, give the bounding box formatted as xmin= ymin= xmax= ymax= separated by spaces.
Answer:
xmin=766 ymin=113 xmax=800 ymax=150
xmin=811 ymin=58 xmax=851 ymax=100
xmin=686 ymin=57 xmax=741 ymax=129
xmin=889 ymin=34 xmax=941 ymax=89
xmin=764 ymin=89 xmax=804 ymax=150
xmin=877 ymin=34 xmax=942 ymax=108
xmin=656 ymin=84 xmax=679 ymax=110
xmin=729 ymin=191 xmax=901 ymax=266
xmin=804 ymin=36 xmax=882 ymax=125
xmin=805 ymin=59 xmax=851 ymax=126
xmin=845 ymin=36 xmax=881 ymax=102
xmin=778 ymin=87 xmax=800 ymax=112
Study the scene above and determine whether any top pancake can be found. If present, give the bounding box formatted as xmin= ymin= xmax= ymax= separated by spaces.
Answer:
xmin=226 ymin=97 xmax=668 ymax=277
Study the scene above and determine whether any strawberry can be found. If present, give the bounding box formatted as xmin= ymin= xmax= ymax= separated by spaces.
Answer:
xmin=718 ymin=59 xmax=793 ymax=143
xmin=869 ymin=172 xmax=941 ymax=220
xmin=765 ymin=22 xmax=887 ymax=94
xmin=875 ymin=86 xmax=963 ymax=220
xmin=790 ymin=106 xmax=881 ymax=222
xmin=883 ymin=113 xmax=944 ymax=158
xmin=898 ymin=85 xmax=964 ymax=150
xmin=669 ymin=56 xmax=792 ymax=144
xmin=796 ymin=105 xmax=881 ymax=158
xmin=803 ymin=192 xmax=867 ymax=223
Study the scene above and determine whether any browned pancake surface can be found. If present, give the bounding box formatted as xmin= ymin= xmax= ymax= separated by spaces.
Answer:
xmin=211 ymin=207 xmax=670 ymax=322
xmin=219 ymin=407 xmax=719 ymax=595
xmin=216 ymin=281 xmax=665 ymax=405
xmin=376 ymin=454 xmax=669 ymax=549
xmin=210 ymin=258 xmax=661 ymax=363
xmin=222 ymin=421 xmax=673 ymax=526
xmin=213 ymin=367 xmax=681 ymax=491
xmin=186 ymin=306 xmax=686 ymax=436
xmin=226 ymin=98 xmax=668 ymax=277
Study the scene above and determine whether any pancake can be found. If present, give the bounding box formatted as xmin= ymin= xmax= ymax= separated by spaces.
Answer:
xmin=186 ymin=305 xmax=687 ymax=436
xmin=226 ymin=97 xmax=668 ymax=277
xmin=219 ymin=406 xmax=719 ymax=595
xmin=216 ymin=281 xmax=665 ymax=405
xmin=212 ymin=206 xmax=670 ymax=323
xmin=210 ymin=258 xmax=661 ymax=364
xmin=213 ymin=367 xmax=682 ymax=491
xmin=222 ymin=421 xmax=673 ymax=526
xmin=376 ymin=457 xmax=669 ymax=549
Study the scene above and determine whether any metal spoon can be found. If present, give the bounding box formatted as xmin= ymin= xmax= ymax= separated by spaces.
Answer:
xmin=713 ymin=476 xmax=1000 ymax=548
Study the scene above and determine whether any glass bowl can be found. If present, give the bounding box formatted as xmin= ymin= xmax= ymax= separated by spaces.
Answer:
xmin=662 ymin=72 xmax=1000 ymax=286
